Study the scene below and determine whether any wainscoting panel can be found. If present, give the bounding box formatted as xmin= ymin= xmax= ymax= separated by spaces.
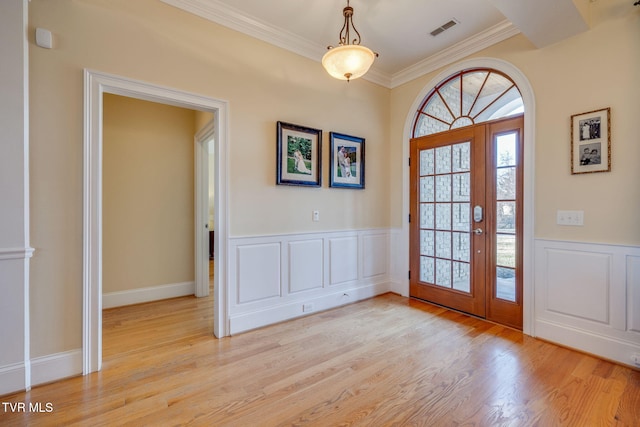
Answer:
xmin=0 ymin=252 xmax=31 ymax=395
xmin=545 ymin=249 xmax=610 ymax=323
xmin=363 ymin=233 xmax=388 ymax=279
xmin=628 ymin=255 xmax=640 ymax=334
xmin=288 ymin=239 xmax=323 ymax=294
xmin=329 ymin=236 xmax=359 ymax=286
xmin=535 ymin=239 xmax=640 ymax=368
xmin=236 ymin=243 xmax=281 ymax=304
xmin=229 ymin=229 xmax=392 ymax=334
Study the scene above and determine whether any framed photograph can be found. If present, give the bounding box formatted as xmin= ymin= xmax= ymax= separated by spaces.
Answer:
xmin=276 ymin=121 xmax=322 ymax=187
xmin=571 ymin=107 xmax=611 ymax=174
xmin=329 ymin=132 xmax=365 ymax=189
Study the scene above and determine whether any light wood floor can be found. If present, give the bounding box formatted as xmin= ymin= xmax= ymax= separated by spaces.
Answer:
xmin=2 ymin=291 xmax=639 ymax=426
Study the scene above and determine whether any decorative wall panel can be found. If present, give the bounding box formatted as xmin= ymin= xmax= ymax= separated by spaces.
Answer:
xmin=535 ymin=239 xmax=640 ymax=368
xmin=228 ymin=229 xmax=392 ymax=334
xmin=288 ymin=239 xmax=323 ymax=294
xmin=545 ymin=249 xmax=610 ymax=323
xmin=628 ymin=255 xmax=640 ymax=334
xmin=363 ymin=234 xmax=388 ymax=278
xmin=237 ymin=243 xmax=281 ymax=303
xmin=329 ymin=236 xmax=359 ymax=285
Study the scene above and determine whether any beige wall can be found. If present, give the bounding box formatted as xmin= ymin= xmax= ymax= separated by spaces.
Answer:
xmin=28 ymin=0 xmax=390 ymax=356
xmin=26 ymin=0 xmax=638 ymax=361
xmin=390 ymin=0 xmax=640 ymax=245
xmin=102 ymin=94 xmax=195 ymax=294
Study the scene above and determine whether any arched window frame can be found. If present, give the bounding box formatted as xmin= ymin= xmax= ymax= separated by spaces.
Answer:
xmin=412 ymin=68 xmax=523 ymax=138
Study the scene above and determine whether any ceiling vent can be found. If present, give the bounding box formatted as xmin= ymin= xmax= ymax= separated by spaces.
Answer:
xmin=430 ymin=19 xmax=458 ymax=37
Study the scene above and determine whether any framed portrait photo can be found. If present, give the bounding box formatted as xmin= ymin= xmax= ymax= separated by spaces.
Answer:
xmin=329 ymin=132 xmax=365 ymax=189
xmin=276 ymin=121 xmax=322 ymax=187
xmin=571 ymin=107 xmax=611 ymax=174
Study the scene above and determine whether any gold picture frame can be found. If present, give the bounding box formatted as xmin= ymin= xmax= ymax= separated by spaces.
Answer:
xmin=571 ymin=107 xmax=611 ymax=174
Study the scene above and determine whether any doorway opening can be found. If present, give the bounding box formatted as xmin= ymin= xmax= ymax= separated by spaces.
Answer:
xmin=83 ymin=69 xmax=229 ymax=374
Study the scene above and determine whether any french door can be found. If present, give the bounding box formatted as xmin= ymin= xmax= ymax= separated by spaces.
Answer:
xmin=409 ymin=115 xmax=523 ymax=329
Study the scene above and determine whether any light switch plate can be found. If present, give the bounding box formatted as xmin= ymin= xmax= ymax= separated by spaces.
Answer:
xmin=557 ymin=210 xmax=584 ymax=226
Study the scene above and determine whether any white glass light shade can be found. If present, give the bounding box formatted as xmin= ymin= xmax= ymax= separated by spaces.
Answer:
xmin=322 ymin=44 xmax=376 ymax=81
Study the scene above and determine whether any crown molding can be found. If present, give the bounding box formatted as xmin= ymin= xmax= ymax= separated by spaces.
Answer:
xmin=160 ymin=0 xmax=325 ymax=65
xmin=389 ymin=20 xmax=521 ymax=88
xmin=160 ymin=0 xmax=519 ymax=89
xmin=161 ymin=0 xmax=393 ymax=87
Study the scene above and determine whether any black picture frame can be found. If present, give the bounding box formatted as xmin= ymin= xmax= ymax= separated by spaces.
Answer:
xmin=276 ymin=121 xmax=322 ymax=187
xmin=329 ymin=132 xmax=365 ymax=189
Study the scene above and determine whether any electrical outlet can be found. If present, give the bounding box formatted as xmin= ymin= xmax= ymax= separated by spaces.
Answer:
xmin=557 ymin=210 xmax=584 ymax=226
xmin=631 ymin=353 xmax=640 ymax=366
xmin=303 ymin=303 xmax=314 ymax=313
xmin=312 ymin=210 xmax=320 ymax=222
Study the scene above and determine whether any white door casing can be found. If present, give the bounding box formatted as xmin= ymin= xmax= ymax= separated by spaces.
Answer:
xmin=83 ymin=69 xmax=229 ymax=374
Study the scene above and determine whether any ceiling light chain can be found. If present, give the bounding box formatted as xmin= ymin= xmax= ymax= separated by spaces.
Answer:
xmin=322 ymin=0 xmax=378 ymax=82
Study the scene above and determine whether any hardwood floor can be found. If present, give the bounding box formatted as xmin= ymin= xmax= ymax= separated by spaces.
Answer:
xmin=2 ymin=291 xmax=639 ymax=426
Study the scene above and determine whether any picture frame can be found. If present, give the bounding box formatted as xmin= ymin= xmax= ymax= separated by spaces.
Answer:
xmin=329 ymin=132 xmax=365 ymax=189
xmin=571 ymin=107 xmax=611 ymax=174
xmin=276 ymin=121 xmax=322 ymax=187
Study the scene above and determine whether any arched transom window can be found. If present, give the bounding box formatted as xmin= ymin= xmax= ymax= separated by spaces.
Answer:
xmin=412 ymin=68 xmax=523 ymax=138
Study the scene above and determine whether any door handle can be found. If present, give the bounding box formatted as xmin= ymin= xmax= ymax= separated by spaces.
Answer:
xmin=473 ymin=228 xmax=483 ymax=235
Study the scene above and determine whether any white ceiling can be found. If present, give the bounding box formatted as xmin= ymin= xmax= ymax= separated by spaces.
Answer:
xmin=161 ymin=0 xmax=591 ymax=88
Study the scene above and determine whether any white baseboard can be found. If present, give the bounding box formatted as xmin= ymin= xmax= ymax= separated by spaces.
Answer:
xmin=535 ymin=319 xmax=640 ymax=369
xmin=103 ymin=281 xmax=195 ymax=309
xmin=229 ymin=281 xmax=392 ymax=335
xmin=31 ymin=349 xmax=83 ymax=387
xmin=0 ymin=362 xmax=26 ymax=396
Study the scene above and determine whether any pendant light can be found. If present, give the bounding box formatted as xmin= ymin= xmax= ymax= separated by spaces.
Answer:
xmin=322 ymin=0 xmax=378 ymax=82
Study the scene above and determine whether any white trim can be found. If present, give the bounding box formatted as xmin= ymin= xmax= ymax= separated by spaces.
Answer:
xmin=0 ymin=247 xmax=34 ymax=260
xmin=401 ymin=58 xmax=536 ymax=336
xmin=194 ymin=121 xmax=214 ymax=298
xmin=21 ymin=0 xmax=31 ymax=393
xmin=391 ymin=21 xmax=521 ymax=88
xmin=230 ymin=282 xmax=390 ymax=335
xmin=535 ymin=320 xmax=640 ymax=369
xmin=0 ymin=362 xmax=26 ymax=396
xmin=228 ymin=228 xmax=394 ymax=334
xmin=103 ymin=281 xmax=196 ymax=309
xmin=160 ymin=0 xmax=324 ymax=58
xmin=83 ymin=69 xmax=230 ymax=376
xmin=159 ymin=0 xmax=520 ymax=89
xmin=534 ymin=238 xmax=640 ymax=368
xmin=31 ymin=350 xmax=83 ymax=387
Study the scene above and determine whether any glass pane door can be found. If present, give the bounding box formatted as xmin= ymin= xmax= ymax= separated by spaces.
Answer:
xmin=410 ymin=116 xmax=523 ymax=329
xmin=486 ymin=117 xmax=523 ymax=330
xmin=495 ymin=132 xmax=517 ymax=302
xmin=410 ymin=125 xmax=486 ymax=318
xmin=418 ymin=143 xmax=471 ymax=293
